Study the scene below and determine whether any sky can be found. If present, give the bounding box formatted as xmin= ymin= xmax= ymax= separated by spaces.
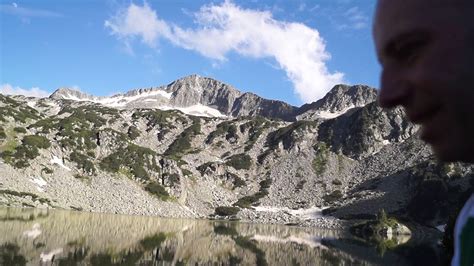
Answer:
xmin=0 ymin=0 xmax=380 ymax=106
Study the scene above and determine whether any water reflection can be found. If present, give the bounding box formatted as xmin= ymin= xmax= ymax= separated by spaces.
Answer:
xmin=0 ymin=208 xmax=441 ymax=265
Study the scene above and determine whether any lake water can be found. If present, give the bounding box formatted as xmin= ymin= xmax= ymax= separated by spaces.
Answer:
xmin=0 ymin=208 xmax=444 ymax=265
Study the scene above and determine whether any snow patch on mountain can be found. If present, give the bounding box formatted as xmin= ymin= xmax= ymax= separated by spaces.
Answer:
xmin=160 ymin=104 xmax=226 ymax=118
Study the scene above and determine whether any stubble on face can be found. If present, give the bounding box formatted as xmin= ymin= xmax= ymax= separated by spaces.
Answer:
xmin=374 ymin=0 xmax=474 ymax=163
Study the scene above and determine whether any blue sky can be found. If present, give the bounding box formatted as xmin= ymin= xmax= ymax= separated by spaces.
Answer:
xmin=0 ymin=0 xmax=379 ymax=106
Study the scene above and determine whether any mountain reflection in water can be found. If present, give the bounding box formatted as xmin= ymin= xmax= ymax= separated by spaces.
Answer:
xmin=0 ymin=208 xmax=442 ymax=266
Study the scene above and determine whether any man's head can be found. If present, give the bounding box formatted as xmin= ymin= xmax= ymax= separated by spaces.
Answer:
xmin=373 ymin=0 xmax=474 ymax=162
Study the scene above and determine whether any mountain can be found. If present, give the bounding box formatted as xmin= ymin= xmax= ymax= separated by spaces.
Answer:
xmin=296 ymin=84 xmax=377 ymax=120
xmin=1 ymin=77 xmax=472 ymax=231
xmin=50 ymin=74 xmax=297 ymax=121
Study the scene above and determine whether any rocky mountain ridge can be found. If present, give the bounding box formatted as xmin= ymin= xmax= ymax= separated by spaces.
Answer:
xmin=1 ymin=77 xmax=473 ymax=230
xmin=50 ymin=75 xmax=376 ymax=121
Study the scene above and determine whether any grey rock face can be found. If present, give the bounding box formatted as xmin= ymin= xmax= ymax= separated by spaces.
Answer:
xmin=48 ymin=75 xmax=298 ymax=121
xmin=318 ymin=102 xmax=418 ymax=159
xmin=296 ymin=84 xmax=378 ymax=120
xmin=49 ymin=88 xmax=98 ymax=101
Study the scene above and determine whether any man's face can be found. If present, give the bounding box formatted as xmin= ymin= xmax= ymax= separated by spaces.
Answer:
xmin=373 ymin=0 xmax=474 ymax=162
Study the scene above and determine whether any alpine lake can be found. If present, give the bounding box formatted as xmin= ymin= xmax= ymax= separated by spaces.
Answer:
xmin=0 ymin=207 xmax=444 ymax=266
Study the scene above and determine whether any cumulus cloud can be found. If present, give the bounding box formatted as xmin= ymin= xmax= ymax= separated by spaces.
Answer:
xmin=0 ymin=84 xmax=50 ymax=98
xmin=105 ymin=1 xmax=344 ymax=103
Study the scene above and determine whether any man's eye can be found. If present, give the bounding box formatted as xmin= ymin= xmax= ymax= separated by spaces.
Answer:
xmin=389 ymin=39 xmax=428 ymax=63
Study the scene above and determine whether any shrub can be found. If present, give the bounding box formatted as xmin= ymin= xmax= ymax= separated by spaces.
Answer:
xmin=196 ymin=162 xmax=215 ymax=175
xmin=22 ymin=135 xmax=50 ymax=149
xmin=266 ymin=121 xmax=316 ymax=150
xmin=13 ymin=127 xmax=26 ymax=133
xmin=312 ymin=143 xmax=329 ymax=175
xmin=1 ymin=135 xmax=51 ymax=168
xmin=0 ymin=127 xmax=6 ymax=139
xmin=215 ymin=206 xmax=240 ymax=216
xmin=332 ymin=179 xmax=342 ymax=186
xmin=132 ymin=165 xmax=149 ymax=180
xmin=232 ymin=174 xmax=246 ymax=188
xmin=164 ymin=118 xmax=201 ymax=157
xmin=233 ymin=195 xmax=260 ymax=208
xmin=206 ymin=121 xmax=238 ymax=144
xmin=181 ymin=169 xmax=193 ymax=176
xmin=145 ymin=182 xmax=169 ymax=200
xmin=41 ymin=167 xmax=54 ymax=174
xmin=127 ymin=126 xmax=140 ymax=140
xmin=70 ymin=151 xmax=96 ymax=175
xmin=100 ymin=144 xmax=160 ymax=180
xmin=259 ymin=179 xmax=272 ymax=190
xmin=226 ymin=154 xmax=252 ymax=170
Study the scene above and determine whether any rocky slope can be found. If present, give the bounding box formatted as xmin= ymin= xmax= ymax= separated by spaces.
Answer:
xmin=1 ymin=77 xmax=473 ymax=230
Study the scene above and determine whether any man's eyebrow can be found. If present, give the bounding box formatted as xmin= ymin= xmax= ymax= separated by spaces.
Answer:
xmin=382 ymin=30 xmax=431 ymax=57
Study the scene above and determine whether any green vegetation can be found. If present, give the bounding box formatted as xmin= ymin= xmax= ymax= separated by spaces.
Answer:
xmin=100 ymin=144 xmax=160 ymax=181
xmin=144 ymin=182 xmax=169 ymax=200
xmin=181 ymin=168 xmax=193 ymax=176
xmin=350 ymin=209 xmax=407 ymax=256
xmin=127 ymin=126 xmax=140 ymax=140
xmin=225 ymin=153 xmax=252 ymax=170
xmin=0 ymin=189 xmax=51 ymax=205
xmin=28 ymin=118 xmax=56 ymax=133
xmin=206 ymin=121 xmax=238 ymax=144
xmin=312 ymin=143 xmax=329 ymax=175
xmin=323 ymin=190 xmax=343 ymax=203
xmin=164 ymin=117 xmax=201 ymax=158
xmin=0 ymin=135 xmax=50 ymax=168
xmin=13 ymin=127 xmax=26 ymax=134
xmin=0 ymin=126 xmax=6 ymax=139
xmin=22 ymin=135 xmax=50 ymax=148
xmin=132 ymin=109 xmax=185 ymax=134
xmin=230 ymin=173 xmax=246 ymax=188
xmin=0 ymin=100 xmax=41 ymax=123
xmin=162 ymin=173 xmax=180 ymax=186
xmin=266 ymin=121 xmax=317 ymax=150
xmin=240 ymin=116 xmax=271 ymax=151
xmin=215 ymin=206 xmax=240 ymax=216
xmin=41 ymin=167 xmax=54 ymax=174
xmin=29 ymin=105 xmax=120 ymax=150
xmin=70 ymin=151 xmax=96 ymax=175
xmin=233 ymin=179 xmax=271 ymax=208
xmin=196 ymin=162 xmax=215 ymax=175
xmin=332 ymin=179 xmax=342 ymax=186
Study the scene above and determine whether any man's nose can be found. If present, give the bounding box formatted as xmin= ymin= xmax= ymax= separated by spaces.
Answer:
xmin=377 ymin=68 xmax=411 ymax=108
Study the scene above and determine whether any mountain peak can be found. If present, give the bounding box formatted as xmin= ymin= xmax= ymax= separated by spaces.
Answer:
xmin=297 ymin=84 xmax=377 ymax=120
xmin=49 ymin=87 xmax=96 ymax=101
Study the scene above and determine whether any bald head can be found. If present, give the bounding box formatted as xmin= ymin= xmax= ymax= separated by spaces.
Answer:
xmin=373 ymin=0 xmax=474 ymax=162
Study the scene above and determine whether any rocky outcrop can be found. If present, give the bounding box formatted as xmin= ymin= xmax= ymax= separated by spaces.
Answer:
xmin=296 ymin=84 xmax=377 ymax=120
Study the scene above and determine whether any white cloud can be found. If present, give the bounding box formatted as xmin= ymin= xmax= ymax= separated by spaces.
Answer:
xmin=105 ymin=1 xmax=344 ymax=103
xmin=0 ymin=84 xmax=50 ymax=98
xmin=338 ymin=7 xmax=368 ymax=30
